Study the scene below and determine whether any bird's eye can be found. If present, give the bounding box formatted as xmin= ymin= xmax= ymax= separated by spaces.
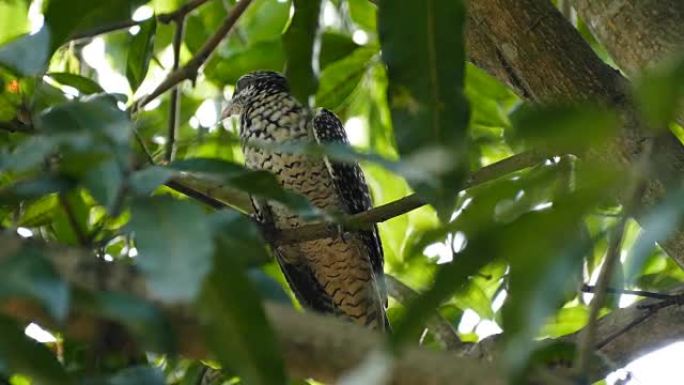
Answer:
xmin=235 ymin=77 xmax=251 ymax=94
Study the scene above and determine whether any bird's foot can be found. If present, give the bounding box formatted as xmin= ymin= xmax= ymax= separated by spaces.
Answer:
xmin=330 ymin=223 xmax=349 ymax=243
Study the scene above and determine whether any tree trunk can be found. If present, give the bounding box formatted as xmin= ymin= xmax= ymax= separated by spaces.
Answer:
xmin=571 ymin=0 xmax=684 ymax=77
xmin=464 ymin=0 xmax=684 ymax=269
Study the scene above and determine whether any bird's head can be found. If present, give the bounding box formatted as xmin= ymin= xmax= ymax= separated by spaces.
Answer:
xmin=221 ymin=71 xmax=289 ymax=119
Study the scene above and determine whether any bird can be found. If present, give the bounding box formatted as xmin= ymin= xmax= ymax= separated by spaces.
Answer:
xmin=222 ymin=71 xmax=388 ymax=331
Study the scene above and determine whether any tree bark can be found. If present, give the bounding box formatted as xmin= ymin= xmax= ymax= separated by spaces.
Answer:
xmin=571 ymin=0 xmax=684 ymax=77
xmin=5 ymin=232 xmax=683 ymax=383
xmin=0 ymin=233 xmax=504 ymax=385
xmin=464 ymin=0 xmax=684 ymax=269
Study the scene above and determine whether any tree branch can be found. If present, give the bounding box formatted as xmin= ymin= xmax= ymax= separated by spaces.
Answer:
xmin=71 ymin=0 xmax=212 ymax=41
xmin=133 ymin=0 xmax=254 ymax=111
xmin=165 ymin=17 xmax=186 ymax=162
xmin=575 ymin=217 xmax=627 ymax=376
xmin=571 ymin=0 xmax=684 ymax=79
xmin=0 ymin=233 xmax=505 ymax=385
xmin=273 ymin=150 xmax=547 ymax=245
xmin=465 ymin=0 xmax=684 ymax=269
xmin=385 ymin=275 xmax=463 ymax=351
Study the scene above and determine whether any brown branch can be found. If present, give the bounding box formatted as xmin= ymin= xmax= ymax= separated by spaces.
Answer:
xmin=581 ymin=284 xmax=673 ymax=301
xmin=133 ymin=0 xmax=254 ymax=111
xmin=273 ymin=150 xmax=547 ymax=245
xmin=385 ymin=275 xmax=463 ymax=351
xmin=0 ymin=233 xmax=505 ymax=385
xmin=575 ymin=217 xmax=627 ymax=377
xmin=165 ymin=17 xmax=186 ymax=162
xmin=465 ymin=0 xmax=684 ymax=269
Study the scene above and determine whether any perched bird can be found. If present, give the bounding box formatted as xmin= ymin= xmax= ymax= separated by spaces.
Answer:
xmin=222 ymin=71 xmax=388 ymax=331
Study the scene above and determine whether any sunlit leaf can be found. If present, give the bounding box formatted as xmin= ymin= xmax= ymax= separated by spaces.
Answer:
xmin=0 ymin=0 xmax=29 ymax=45
xmin=48 ymin=73 xmax=105 ymax=95
xmin=126 ymin=17 xmax=157 ymax=91
xmin=316 ymin=46 xmax=376 ymax=110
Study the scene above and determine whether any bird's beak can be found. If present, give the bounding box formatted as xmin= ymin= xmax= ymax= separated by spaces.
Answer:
xmin=221 ymin=98 xmax=242 ymax=120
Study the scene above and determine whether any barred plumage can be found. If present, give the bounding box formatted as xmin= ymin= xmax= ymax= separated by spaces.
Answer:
xmin=223 ymin=71 xmax=388 ymax=331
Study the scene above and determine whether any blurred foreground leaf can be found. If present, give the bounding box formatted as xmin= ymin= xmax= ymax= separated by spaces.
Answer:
xmin=378 ymin=0 xmax=470 ymax=219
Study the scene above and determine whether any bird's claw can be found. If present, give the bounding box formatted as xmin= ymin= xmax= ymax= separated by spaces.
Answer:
xmin=330 ymin=223 xmax=349 ymax=243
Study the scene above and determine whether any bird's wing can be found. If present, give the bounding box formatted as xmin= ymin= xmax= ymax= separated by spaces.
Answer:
xmin=310 ymin=108 xmax=387 ymax=305
xmin=249 ymin=195 xmax=339 ymax=313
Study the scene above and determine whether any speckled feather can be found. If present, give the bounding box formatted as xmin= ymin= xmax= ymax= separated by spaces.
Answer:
xmin=227 ymin=71 xmax=388 ymax=330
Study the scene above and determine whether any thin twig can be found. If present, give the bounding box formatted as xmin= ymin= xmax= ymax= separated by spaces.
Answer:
xmin=133 ymin=0 xmax=254 ymax=111
xmin=594 ymin=309 xmax=655 ymax=351
xmin=581 ymin=284 xmax=673 ymax=301
xmin=71 ymin=0 xmax=211 ymax=41
xmin=166 ymin=17 xmax=186 ymax=162
xmin=164 ymin=179 xmax=227 ymax=209
xmin=385 ymin=275 xmax=463 ymax=350
xmin=574 ymin=141 xmax=654 ymax=378
xmin=273 ymin=150 xmax=547 ymax=245
xmin=575 ymin=217 xmax=627 ymax=376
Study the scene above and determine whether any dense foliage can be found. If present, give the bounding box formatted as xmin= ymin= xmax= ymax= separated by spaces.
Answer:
xmin=1 ymin=0 xmax=684 ymax=384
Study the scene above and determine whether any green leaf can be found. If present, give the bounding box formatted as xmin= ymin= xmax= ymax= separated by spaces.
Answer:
xmin=206 ymin=40 xmax=285 ymax=85
xmin=541 ymin=306 xmax=588 ymax=337
xmin=316 ymin=46 xmax=376 ymax=110
xmin=0 ymin=176 xmax=73 ymax=205
xmin=44 ymin=0 xmax=148 ymax=51
xmin=501 ymin=206 xmax=593 ymax=374
xmin=378 ymin=0 xmax=470 ymax=219
xmin=128 ymin=197 xmax=214 ymax=302
xmin=35 ymin=94 xmax=132 ymax=209
xmin=126 ymin=18 xmax=157 ymax=91
xmin=319 ymin=31 xmax=360 ymax=70
xmin=634 ymin=55 xmax=684 ymax=128
xmin=199 ymin=217 xmax=286 ymax=385
xmin=348 ymin=0 xmax=377 ymax=31
xmin=129 ymin=166 xmax=175 ymax=195
xmin=47 ymin=73 xmax=105 ymax=95
xmin=0 ymin=27 xmax=50 ymax=76
xmin=77 ymin=291 xmax=175 ymax=353
xmin=83 ymin=158 xmax=124 ymax=210
xmin=0 ymin=246 xmax=69 ymax=321
xmin=509 ymin=103 xmax=620 ymax=152
xmin=282 ymin=0 xmax=321 ymax=104
xmin=18 ymin=194 xmax=59 ymax=227
xmin=93 ymin=365 xmax=165 ymax=385
xmin=0 ymin=0 xmax=30 ymax=45
xmin=0 ymin=315 xmax=72 ymax=385
xmin=624 ymin=188 xmax=684 ymax=286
